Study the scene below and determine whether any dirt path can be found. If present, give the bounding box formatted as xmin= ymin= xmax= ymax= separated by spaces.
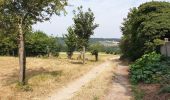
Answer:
xmin=103 ymin=59 xmax=132 ymax=100
xmin=46 ymin=58 xmax=115 ymax=100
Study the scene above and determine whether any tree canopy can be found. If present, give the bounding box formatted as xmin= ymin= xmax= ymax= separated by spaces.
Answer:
xmin=120 ymin=1 xmax=170 ymax=61
xmin=73 ymin=6 xmax=99 ymax=50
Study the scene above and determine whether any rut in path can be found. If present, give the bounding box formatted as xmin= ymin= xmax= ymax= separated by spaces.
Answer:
xmin=46 ymin=58 xmax=115 ymax=100
xmin=103 ymin=59 xmax=132 ymax=100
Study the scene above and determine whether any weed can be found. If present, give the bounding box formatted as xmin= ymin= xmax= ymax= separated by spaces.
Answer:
xmin=131 ymin=85 xmax=145 ymax=100
xmin=16 ymin=82 xmax=33 ymax=92
xmin=159 ymin=85 xmax=170 ymax=94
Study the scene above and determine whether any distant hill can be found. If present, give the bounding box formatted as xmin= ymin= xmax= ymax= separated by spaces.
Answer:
xmin=89 ymin=38 xmax=120 ymax=44
xmin=58 ymin=37 xmax=120 ymax=45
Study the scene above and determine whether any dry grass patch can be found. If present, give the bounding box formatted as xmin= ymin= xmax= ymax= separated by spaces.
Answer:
xmin=71 ymin=60 xmax=115 ymax=100
xmin=0 ymin=53 xmax=112 ymax=100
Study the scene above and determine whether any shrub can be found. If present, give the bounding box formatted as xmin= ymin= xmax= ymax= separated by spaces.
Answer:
xmin=130 ymin=52 xmax=168 ymax=84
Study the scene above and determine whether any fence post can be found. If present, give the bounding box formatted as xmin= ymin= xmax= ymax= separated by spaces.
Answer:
xmin=164 ymin=38 xmax=169 ymax=57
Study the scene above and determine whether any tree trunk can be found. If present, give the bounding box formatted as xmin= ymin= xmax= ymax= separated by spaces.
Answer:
xmin=95 ymin=54 xmax=98 ymax=61
xmin=83 ymin=46 xmax=85 ymax=64
xmin=18 ymin=20 xmax=26 ymax=85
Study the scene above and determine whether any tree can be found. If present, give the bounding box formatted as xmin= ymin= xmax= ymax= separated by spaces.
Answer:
xmin=73 ymin=6 xmax=99 ymax=64
xmin=0 ymin=0 xmax=67 ymax=85
xmin=120 ymin=1 xmax=170 ymax=61
xmin=64 ymin=27 xmax=77 ymax=59
xmin=48 ymin=36 xmax=60 ymax=57
xmin=91 ymin=49 xmax=98 ymax=61
xmin=89 ymin=43 xmax=104 ymax=61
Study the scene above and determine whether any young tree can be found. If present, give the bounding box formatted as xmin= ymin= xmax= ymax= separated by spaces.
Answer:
xmin=64 ymin=27 xmax=77 ymax=59
xmin=73 ymin=6 xmax=99 ymax=64
xmin=0 ymin=0 xmax=67 ymax=85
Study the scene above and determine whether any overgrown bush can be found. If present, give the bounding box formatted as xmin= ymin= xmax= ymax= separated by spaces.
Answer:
xmin=130 ymin=52 xmax=169 ymax=84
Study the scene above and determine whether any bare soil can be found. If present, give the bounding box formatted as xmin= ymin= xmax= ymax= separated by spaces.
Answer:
xmin=103 ymin=59 xmax=132 ymax=100
xmin=138 ymin=84 xmax=170 ymax=100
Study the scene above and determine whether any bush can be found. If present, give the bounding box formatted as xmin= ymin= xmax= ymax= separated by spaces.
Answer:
xmin=130 ymin=52 xmax=168 ymax=84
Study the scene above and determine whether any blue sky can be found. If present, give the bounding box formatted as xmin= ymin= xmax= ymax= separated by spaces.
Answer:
xmin=33 ymin=0 xmax=170 ymax=38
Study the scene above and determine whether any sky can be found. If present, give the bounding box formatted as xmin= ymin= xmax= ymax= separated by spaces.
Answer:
xmin=33 ymin=0 xmax=170 ymax=38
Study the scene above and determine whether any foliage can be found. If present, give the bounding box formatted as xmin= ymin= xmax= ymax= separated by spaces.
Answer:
xmin=120 ymin=1 xmax=170 ymax=61
xmin=89 ymin=43 xmax=120 ymax=54
xmin=0 ymin=0 xmax=67 ymax=26
xmin=26 ymin=31 xmax=60 ymax=57
xmin=130 ymin=52 xmax=170 ymax=84
xmin=105 ymin=46 xmax=120 ymax=54
xmin=64 ymin=27 xmax=77 ymax=59
xmin=73 ymin=6 xmax=99 ymax=50
xmin=48 ymin=36 xmax=61 ymax=57
xmin=89 ymin=43 xmax=104 ymax=52
xmin=0 ymin=31 xmax=60 ymax=57
xmin=91 ymin=49 xmax=98 ymax=61
xmin=0 ymin=32 xmax=17 ymax=56
xmin=91 ymin=50 xmax=98 ymax=55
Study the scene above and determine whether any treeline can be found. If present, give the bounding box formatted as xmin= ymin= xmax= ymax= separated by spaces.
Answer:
xmin=0 ymin=31 xmax=61 ymax=57
xmin=0 ymin=30 xmax=119 ymax=57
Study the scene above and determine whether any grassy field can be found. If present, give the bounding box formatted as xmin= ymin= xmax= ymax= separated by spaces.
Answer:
xmin=0 ymin=52 xmax=113 ymax=100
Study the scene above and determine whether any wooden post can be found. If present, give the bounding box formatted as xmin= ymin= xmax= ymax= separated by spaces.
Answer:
xmin=83 ymin=46 xmax=85 ymax=64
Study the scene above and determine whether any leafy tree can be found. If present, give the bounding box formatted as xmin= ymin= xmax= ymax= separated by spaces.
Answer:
xmin=73 ymin=6 xmax=99 ymax=64
xmin=120 ymin=1 xmax=170 ymax=61
xmin=64 ymin=27 xmax=77 ymax=59
xmin=0 ymin=0 xmax=67 ymax=84
xmin=89 ymin=43 xmax=104 ymax=61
